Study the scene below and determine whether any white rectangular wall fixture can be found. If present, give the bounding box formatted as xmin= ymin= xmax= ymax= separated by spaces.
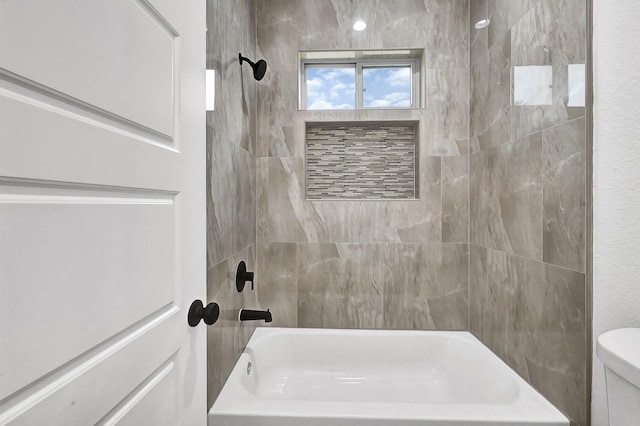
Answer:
xmin=568 ymin=63 xmax=586 ymax=107
xmin=206 ymin=69 xmax=215 ymax=111
xmin=514 ymin=65 xmax=553 ymax=106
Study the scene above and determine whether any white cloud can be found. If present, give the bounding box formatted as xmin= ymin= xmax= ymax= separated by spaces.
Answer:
xmin=307 ymin=78 xmax=324 ymax=90
xmin=325 ymin=68 xmax=357 ymax=79
xmin=384 ymin=92 xmax=410 ymax=103
xmin=367 ymin=91 xmax=411 ymax=108
xmin=364 ymin=71 xmax=384 ymax=83
xmin=308 ymin=99 xmax=353 ymax=110
xmin=306 ymin=77 xmax=325 ymax=99
xmin=329 ymin=82 xmax=346 ymax=99
xmin=385 ymin=67 xmax=411 ymax=88
xmin=368 ymin=99 xmax=391 ymax=107
xmin=393 ymin=99 xmax=411 ymax=107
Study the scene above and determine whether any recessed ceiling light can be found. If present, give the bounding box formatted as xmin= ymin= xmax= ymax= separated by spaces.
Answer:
xmin=474 ymin=18 xmax=490 ymax=29
xmin=353 ymin=20 xmax=367 ymax=31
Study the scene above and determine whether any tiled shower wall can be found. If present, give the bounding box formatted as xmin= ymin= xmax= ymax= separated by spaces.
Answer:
xmin=205 ymin=0 xmax=258 ymax=408
xmin=468 ymin=1 xmax=588 ymax=424
xmin=255 ymin=0 xmax=471 ymax=330
xmin=207 ymin=2 xmax=589 ymax=423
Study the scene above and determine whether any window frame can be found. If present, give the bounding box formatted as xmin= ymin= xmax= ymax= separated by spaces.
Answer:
xmin=300 ymin=57 xmax=420 ymax=111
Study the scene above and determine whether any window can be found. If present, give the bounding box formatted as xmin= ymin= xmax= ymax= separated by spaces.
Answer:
xmin=300 ymin=51 xmax=421 ymax=110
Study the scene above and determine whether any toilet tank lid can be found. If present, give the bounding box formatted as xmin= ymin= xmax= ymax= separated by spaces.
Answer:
xmin=597 ymin=328 xmax=640 ymax=388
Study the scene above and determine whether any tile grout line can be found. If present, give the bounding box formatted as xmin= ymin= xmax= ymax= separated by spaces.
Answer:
xmin=468 ymin=243 xmax=587 ymax=275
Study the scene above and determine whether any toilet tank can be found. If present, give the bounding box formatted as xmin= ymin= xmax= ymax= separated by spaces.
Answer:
xmin=597 ymin=328 xmax=640 ymax=426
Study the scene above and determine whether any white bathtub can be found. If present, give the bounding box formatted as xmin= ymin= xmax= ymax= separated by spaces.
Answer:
xmin=209 ymin=328 xmax=568 ymax=426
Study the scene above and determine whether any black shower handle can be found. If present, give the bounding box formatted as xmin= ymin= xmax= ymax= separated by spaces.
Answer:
xmin=236 ymin=261 xmax=254 ymax=292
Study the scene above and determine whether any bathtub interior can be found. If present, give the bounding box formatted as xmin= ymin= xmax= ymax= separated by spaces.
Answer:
xmin=245 ymin=331 xmax=520 ymax=403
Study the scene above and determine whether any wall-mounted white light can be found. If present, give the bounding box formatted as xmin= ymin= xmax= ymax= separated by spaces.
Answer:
xmin=206 ymin=69 xmax=215 ymax=111
xmin=353 ymin=20 xmax=367 ymax=31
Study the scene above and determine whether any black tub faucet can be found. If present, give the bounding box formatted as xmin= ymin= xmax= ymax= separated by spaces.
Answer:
xmin=238 ymin=309 xmax=272 ymax=323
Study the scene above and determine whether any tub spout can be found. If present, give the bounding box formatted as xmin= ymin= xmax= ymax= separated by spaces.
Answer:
xmin=239 ymin=309 xmax=272 ymax=323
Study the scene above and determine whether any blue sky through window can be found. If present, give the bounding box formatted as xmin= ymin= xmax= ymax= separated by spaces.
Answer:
xmin=306 ymin=67 xmax=355 ymax=110
xmin=305 ymin=65 xmax=412 ymax=109
xmin=363 ymin=66 xmax=411 ymax=108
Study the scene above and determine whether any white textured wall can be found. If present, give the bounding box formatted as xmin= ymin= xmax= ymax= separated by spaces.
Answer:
xmin=592 ymin=0 xmax=640 ymax=424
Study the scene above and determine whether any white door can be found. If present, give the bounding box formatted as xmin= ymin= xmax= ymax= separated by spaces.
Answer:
xmin=0 ymin=1 xmax=206 ymax=425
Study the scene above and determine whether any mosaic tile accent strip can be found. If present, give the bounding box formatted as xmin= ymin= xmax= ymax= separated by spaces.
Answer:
xmin=306 ymin=122 xmax=417 ymax=199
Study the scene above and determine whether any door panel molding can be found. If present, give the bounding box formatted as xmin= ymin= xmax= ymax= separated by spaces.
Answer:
xmin=0 ymin=190 xmax=176 ymax=400
xmin=0 ymin=0 xmax=176 ymax=135
xmin=0 ymin=307 xmax=180 ymax=424
xmin=0 ymin=69 xmax=175 ymax=147
xmin=96 ymin=358 xmax=177 ymax=426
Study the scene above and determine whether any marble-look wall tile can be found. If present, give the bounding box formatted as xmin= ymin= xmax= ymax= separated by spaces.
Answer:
xmin=256 ymin=71 xmax=300 ymax=158
xmin=425 ymin=68 xmax=469 ymax=155
xmin=207 ymin=0 xmax=256 ymax=154
xmin=207 ymin=128 xmax=235 ymax=268
xmin=442 ymin=156 xmax=469 ymax=243
xmin=470 ymin=30 xmax=511 ymax=153
xmin=207 ymin=127 xmax=256 ymax=267
xmin=207 ymin=245 xmax=257 ymax=408
xmin=257 ymin=0 xmax=468 ymax=70
xmin=470 ymin=133 xmax=543 ymax=260
xmin=382 ymin=243 xmax=468 ymax=330
xmin=257 ymin=0 xmax=340 ymax=71
xmin=296 ymin=242 xmax=468 ymax=330
xmin=543 ymin=117 xmax=586 ymax=272
xmin=470 ymin=0 xmax=487 ymax=66
xmin=510 ymin=0 xmax=586 ymax=140
xmin=469 ymin=1 xmax=588 ymax=423
xmin=297 ymin=243 xmax=383 ymax=329
xmin=256 ymin=158 xmax=269 ymax=243
xmin=469 ymin=244 xmax=586 ymax=425
xmin=235 ymin=138 xmax=256 ymax=252
xmin=317 ymin=154 xmax=442 ymax=242
xmin=487 ymin=0 xmax=540 ymax=49
xmin=206 ymin=0 xmax=257 ymax=410
xmin=259 ymin=157 xmax=328 ymax=243
xmin=258 ymin=155 xmax=443 ymax=243
xmin=421 ymin=0 xmax=470 ymax=69
xmin=257 ymin=243 xmax=297 ymax=327
xmin=528 ymin=257 xmax=587 ymax=426
xmin=510 ymin=0 xmax=585 ymax=67
xmin=256 ymin=1 xmax=470 ymax=349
